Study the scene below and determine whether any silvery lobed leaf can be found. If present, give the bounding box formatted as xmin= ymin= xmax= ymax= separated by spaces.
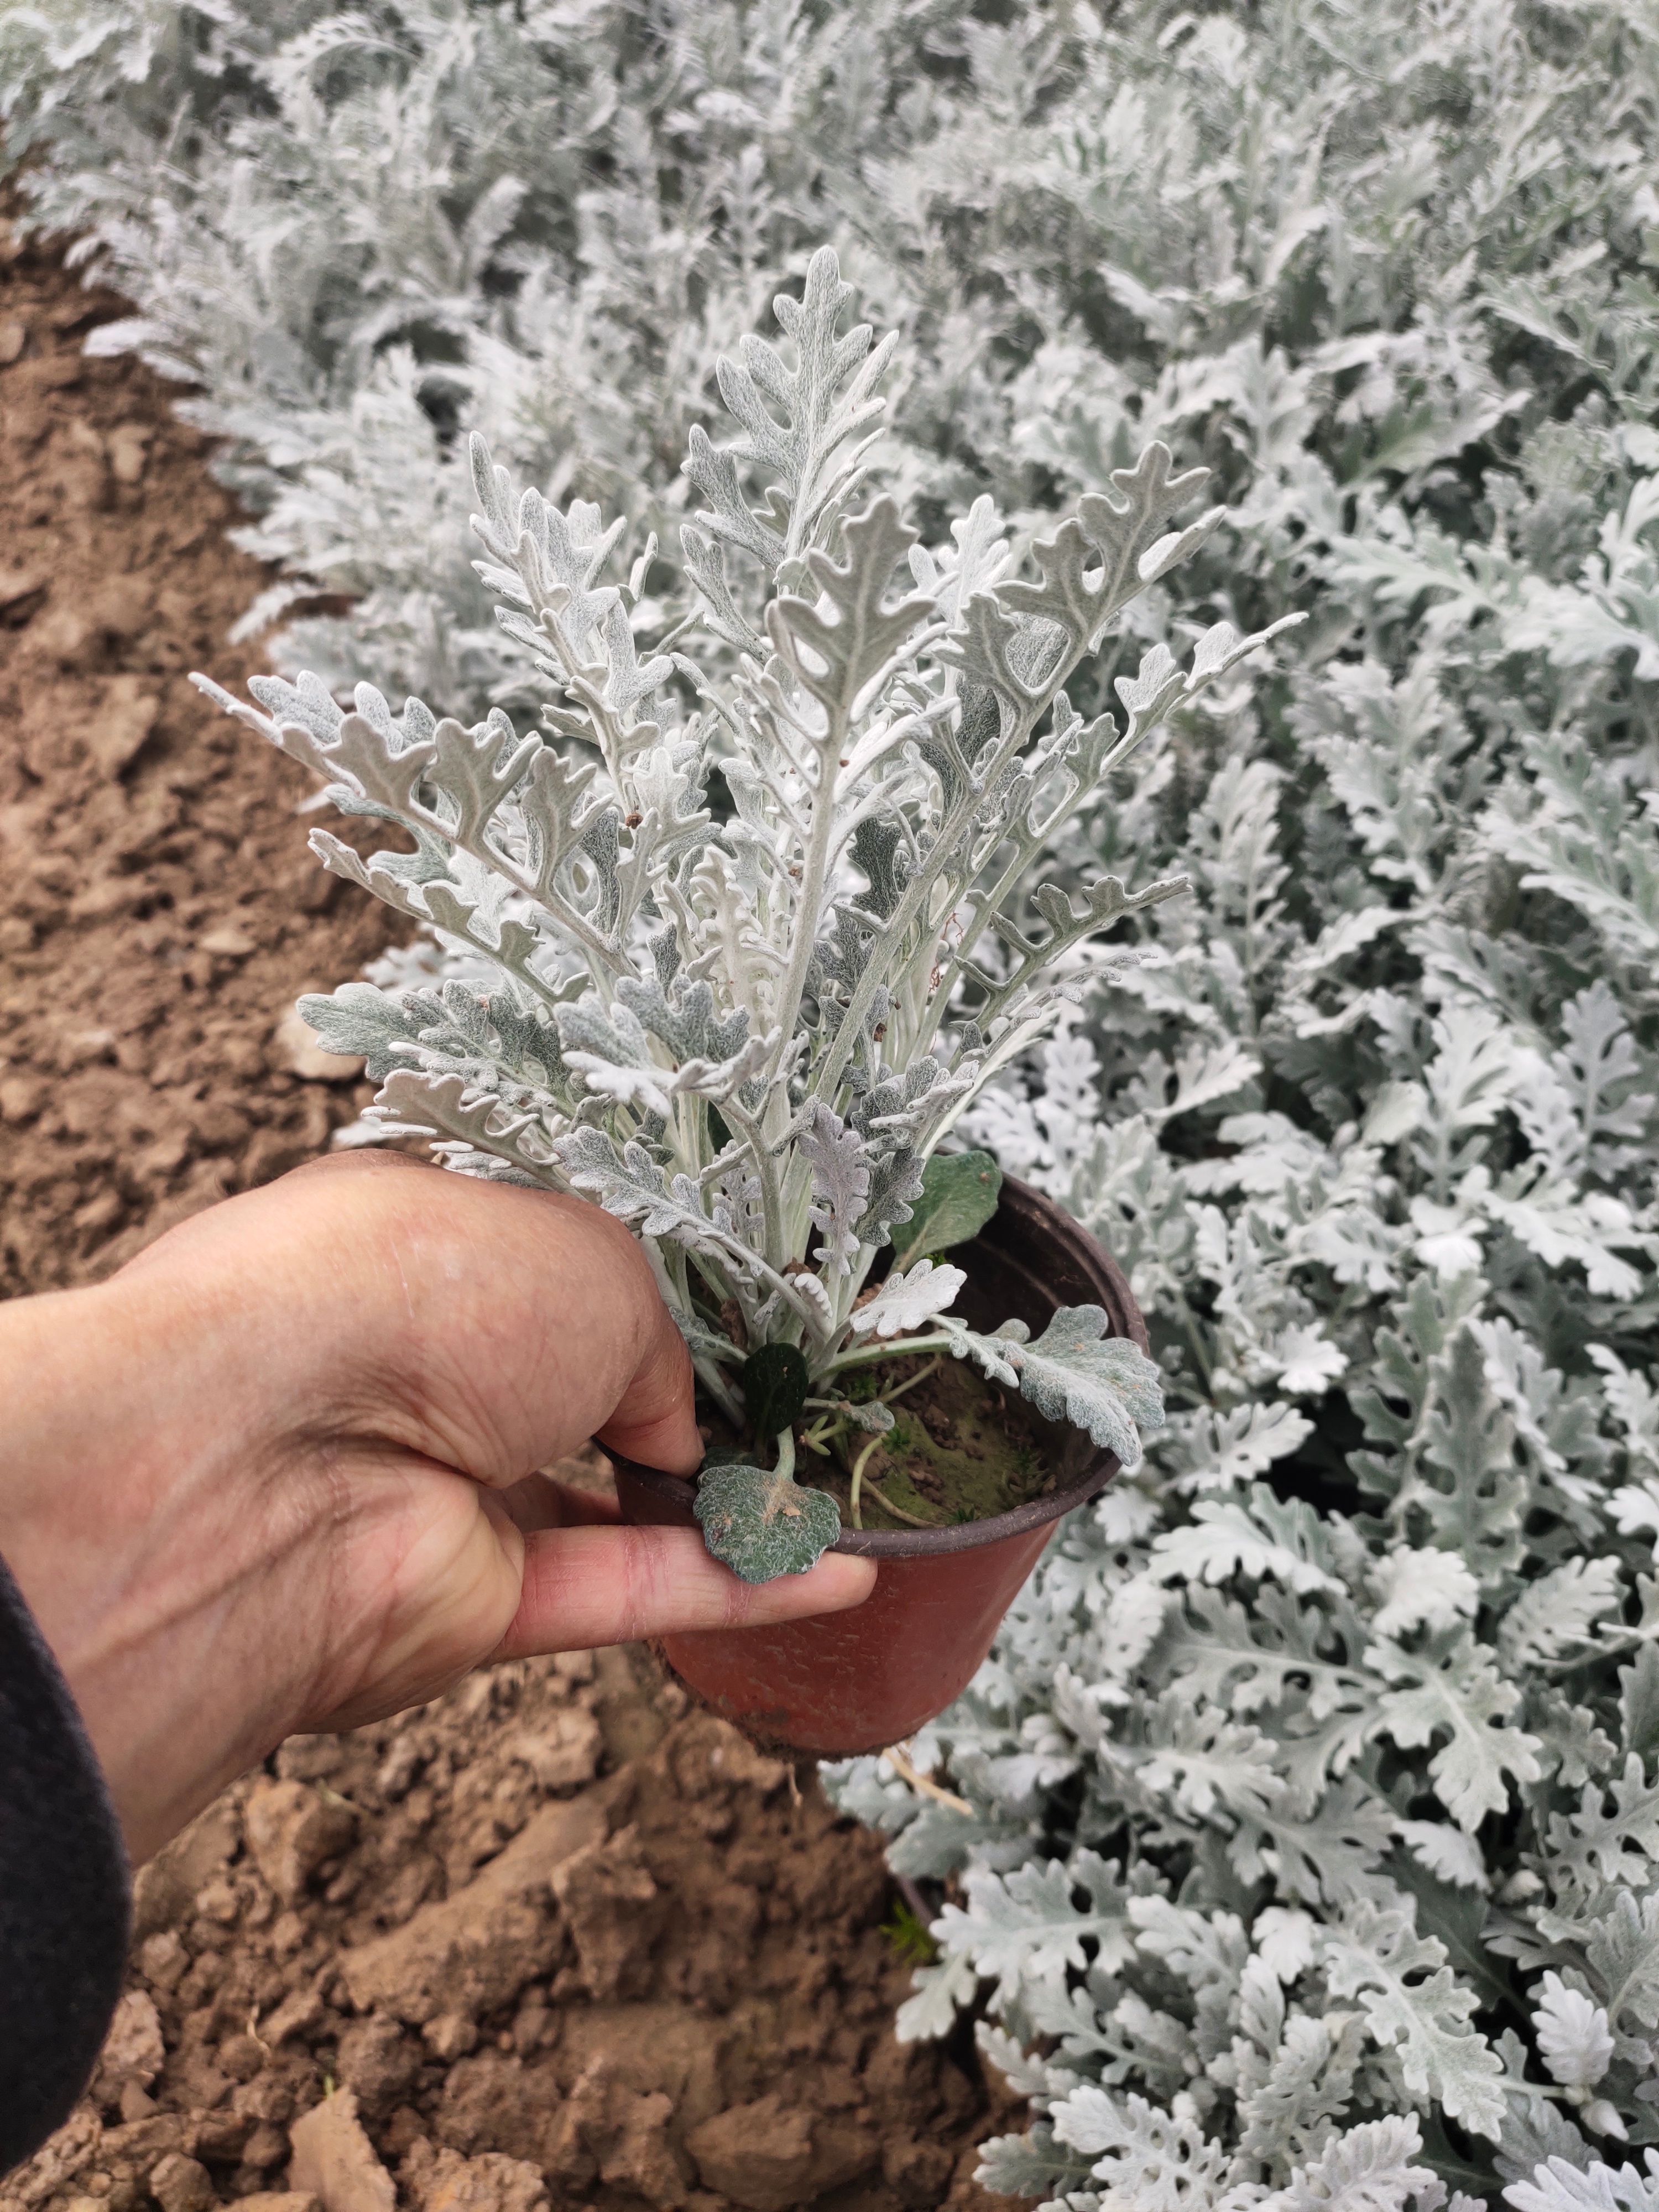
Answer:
xmin=1261 ymin=2115 xmax=1437 ymax=2212
xmin=694 ymin=1460 xmax=842 ymax=1584
xmin=1320 ymin=1901 xmax=1506 ymax=2137
xmin=850 ymin=1259 xmax=968 ymax=1338
xmin=670 ymin=1029 xmax=778 ymax=1103
xmin=800 ymin=1101 xmax=872 ymax=1277
xmin=298 ymin=982 xmax=429 ymax=1081
xmin=1370 ymin=1629 xmax=1543 ymax=1833
xmin=765 ymin=495 xmax=934 ymax=717
xmin=947 ymin=1307 xmax=1166 ymax=1467
xmin=1506 ymin=2159 xmax=1659 ymax=2212
xmin=677 ymin=1314 xmax=745 ymax=1367
xmin=836 ymin=1398 xmax=895 ymax=1433
xmin=563 ymin=1053 xmax=672 ymax=1114
xmin=556 ymin=1127 xmax=722 ymax=1251
xmin=1532 ymin=1972 xmax=1615 ymax=2089
xmin=854 ymin=1147 xmax=927 ymax=1248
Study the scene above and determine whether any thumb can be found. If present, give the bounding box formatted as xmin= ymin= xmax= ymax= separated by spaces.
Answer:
xmin=595 ymin=1289 xmax=703 ymax=1475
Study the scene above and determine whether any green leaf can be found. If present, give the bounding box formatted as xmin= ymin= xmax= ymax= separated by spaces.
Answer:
xmin=693 ymin=1460 xmax=841 ymax=1584
xmin=891 ymin=1151 xmax=1003 ymax=1271
xmin=742 ymin=1342 xmax=810 ymax=1442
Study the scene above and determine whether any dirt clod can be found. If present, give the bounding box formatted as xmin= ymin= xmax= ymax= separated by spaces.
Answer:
xmin=88 ymin=1992 xmax=164 ymax=2106
xmin=244 ymin=1782 xmax=358 ymax=1907
xmin=149 ymin=2156 xmax=216 ymax=2212
xmin=403 ymin=2146 xmax=545 ymax=2212
xmin=686 ymin=2096 xmax=875 ymax=2212
xmin=84 ymin=675 xmax=161 ymax=777
xmin=288 ymin=2094 xmax=395 ymax=2212
xmin=340 ymin=1787 xmax=615 ymax=2026
xmin=333 ymin=2021 xmax=421 ymax=2122
xmin=548 ymin=1823 xmax=662 ymax=2001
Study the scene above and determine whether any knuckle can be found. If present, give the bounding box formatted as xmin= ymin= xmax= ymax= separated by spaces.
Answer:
xmin=622 ymin=1524 xmax=669 ymax=1642
xmin=719 ymin=1571 xmax=755 ymax=1631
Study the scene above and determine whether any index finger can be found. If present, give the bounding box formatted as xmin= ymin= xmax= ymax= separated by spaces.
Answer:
xmin=492 ymin=1522 xmax=876 ymax=1656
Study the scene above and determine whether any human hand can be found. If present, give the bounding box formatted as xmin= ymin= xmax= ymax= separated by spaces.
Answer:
xmin=0 ymin=1154 xmax=874 ymax=1862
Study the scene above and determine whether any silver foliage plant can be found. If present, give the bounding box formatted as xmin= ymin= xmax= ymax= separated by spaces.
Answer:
xmin=18 ymin=0 xmax=1659 ymax=2203
xmin=192 ymin=253 xmax=1254 ymax=1579
xmin=819 ymin=38 xmax=1659 ymax=2212
xmin=826 ymin=445 xmax=1659 ymax=2197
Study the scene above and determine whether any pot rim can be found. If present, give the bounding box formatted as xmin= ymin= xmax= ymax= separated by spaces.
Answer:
xmin=611 ymin=1172 xmax=1144 ymax=1561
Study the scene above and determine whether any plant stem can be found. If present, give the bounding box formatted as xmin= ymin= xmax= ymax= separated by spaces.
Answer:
xmin=812 ymin=681 xmax=1061 ymax=1102
xmin=848 ymin=1436 xmax=946 ymax=1532
xmin=716 ymin=1089 xmax=789 ymax=1270
xmin=883 ymin=1740 xmax=972 ymax=1815
xmin=692 ymin=1353 xmax=743 ymax=1428
xmin=862 ymin=1479 xmax=942 ymax=1529
xmin=768 ymin=715 xmax=846 ymax=1088
xmin=822 ymin=1331 xmax=958 ymax=1377
xmin=882 ymin=1354 xmax=943 ymax=1405
xmin=849 ymin=1431 xmax=883 ymax=1530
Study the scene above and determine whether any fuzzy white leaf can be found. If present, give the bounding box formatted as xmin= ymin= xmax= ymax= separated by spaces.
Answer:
xmin=948 ymin=1308 xmax=1166 ymax=1467
xmin=1532 ymin=1972 xmax=1615 ymax=2090
xmin=1370 ymin=1548 xmax=1481 ymax=1639
xmin=849 ymin=1258 xmax=967 ymax=1338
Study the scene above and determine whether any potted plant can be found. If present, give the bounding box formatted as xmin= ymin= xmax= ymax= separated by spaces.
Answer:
xmin=197 ymin=251 xmax=1296 ymax=1753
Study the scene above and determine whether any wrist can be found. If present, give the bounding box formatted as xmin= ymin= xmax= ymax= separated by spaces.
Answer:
xmin=0 ymin=1267 xmax=331 ymax=1862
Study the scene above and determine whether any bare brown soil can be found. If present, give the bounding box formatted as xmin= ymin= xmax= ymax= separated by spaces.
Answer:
xmin=0 ymin=212 xmax=1016 ymax=2212
xmin=2 ymin=1635 xmax=1011 ymax=2212
xmin=0 ymin=200 xmax=393 ymax=1298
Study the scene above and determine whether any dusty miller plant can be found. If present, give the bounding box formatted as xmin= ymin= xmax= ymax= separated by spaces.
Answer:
xmin=196 ymin=254 xmax=1290 ymax=1579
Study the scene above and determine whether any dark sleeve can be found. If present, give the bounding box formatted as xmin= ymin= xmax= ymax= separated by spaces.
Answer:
xmin=0 ymin=1551 xmax=131 ymax=2178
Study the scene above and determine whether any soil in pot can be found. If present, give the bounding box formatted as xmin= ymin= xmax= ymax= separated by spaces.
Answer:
xmin=781 ymin=1350 xmax=1056 ymax=1535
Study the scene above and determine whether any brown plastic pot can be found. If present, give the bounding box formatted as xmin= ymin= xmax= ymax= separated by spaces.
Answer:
xmin=611 ymin=1174 xmax=1148 ymax=1757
